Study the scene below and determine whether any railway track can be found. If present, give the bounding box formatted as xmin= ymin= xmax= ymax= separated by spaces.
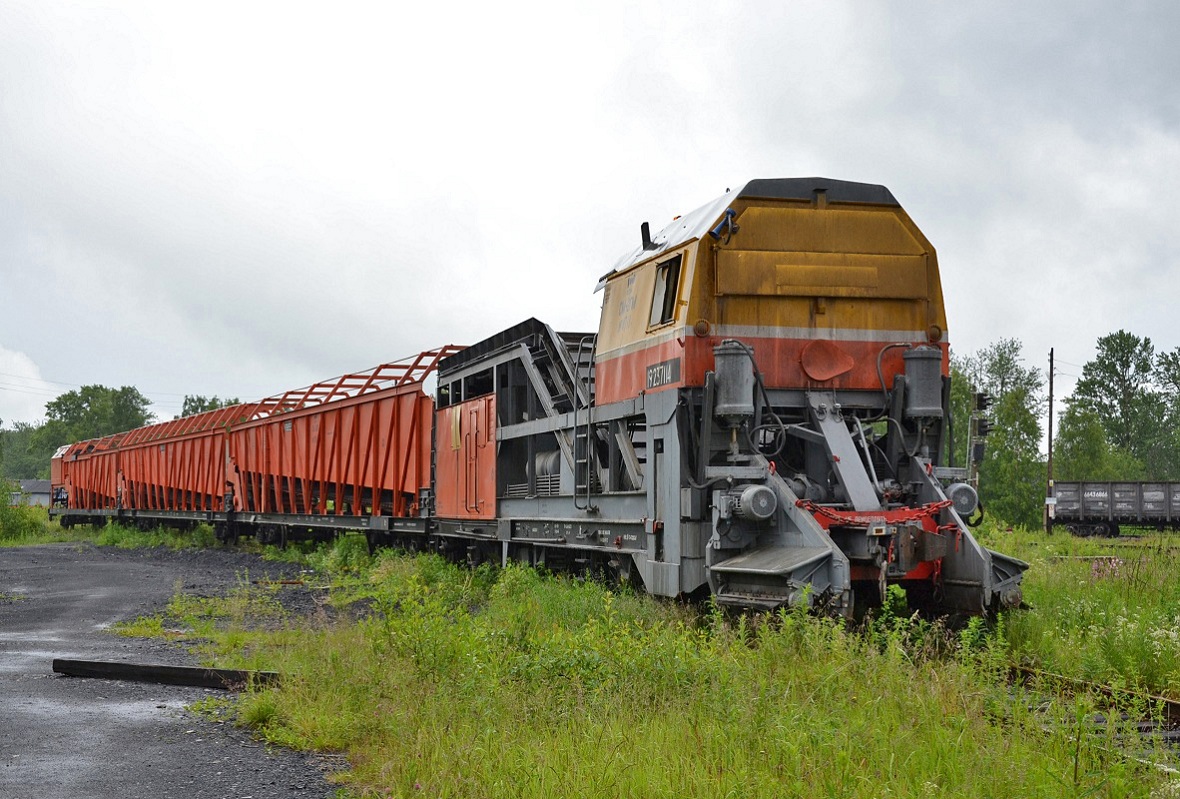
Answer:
xmin=1043 ymin=535 xmax=1180 ymax=555
xmin=1102 ymin=538 xmax=1180 ymax=552
xmin=1010 ymin=665 xmax=1180 ymax=770
xmin=1011 ymin=666 xmax=1180 ymax=723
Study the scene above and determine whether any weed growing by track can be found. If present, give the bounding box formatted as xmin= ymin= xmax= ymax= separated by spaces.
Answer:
xmin=0 ymin=490 xmax=51 ymax=543
xmin=0 ymin=515 xmax=224 ymax=549
xmin=93 ymin=521 xmax=220 ymax=549
xmin=115 ymin=536 xmax=1168 ymax=798
xmin=979 ymin=520 xmax=1180 ymax=694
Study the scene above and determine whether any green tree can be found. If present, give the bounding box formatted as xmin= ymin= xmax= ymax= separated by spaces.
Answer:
xmin=1147 ymin=347 xmax=1180 ymax=478
xmin=959 ymin=339 xmax=1044 ymax=401
xmin=1 ymin=421 xmax=53 ymax=480
xmin=43 ymin=385 xmax=153 ymax=440
xmin=1070 ymin=330 xmax=1160 ymax=458
xmin=947 ymin=362 xmax=975 ymax=469
xmin=1053 ymin=405 xmax=1144 ymax=481
xmin=952 ymin=339 xmax=1046 ymax=528
xmin=980 ymin=384 xmax=1045 ymax=527
xmin=1061 ymin=331 xmax=1180 ymax=479
xmin=1155 ymin=347 xmax=1180 ymax=402
xmin=30 ymin=385 xmax=154 ymax=471
xmin=179 ymin=395 xmax=240 ymax=418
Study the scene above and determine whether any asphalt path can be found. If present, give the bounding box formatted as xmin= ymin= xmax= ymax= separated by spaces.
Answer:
xmin=0 ymin=543 xmax=337 ymax=799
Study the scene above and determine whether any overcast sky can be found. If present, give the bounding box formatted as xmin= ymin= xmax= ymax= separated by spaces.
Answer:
xmin=2 ymin=1 xmax=1178 ymax=430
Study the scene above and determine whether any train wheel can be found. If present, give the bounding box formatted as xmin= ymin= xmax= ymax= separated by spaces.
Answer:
xmin=851 ymin=581 xmax=882 ymax=623
xmin=507 ymin=543 xmax=535 ymax=567
xmin=259 ymin=524 xmax=286 ymax=547
xmin=614 ymin=555 xmax=644 ymax=592
xmin=609 ymin=555 xmax=632 ymax=585
xmin=903 ymin=582 xmax=938 ymax=616
xmin=214 ymin=522 xmax=233 ymax=545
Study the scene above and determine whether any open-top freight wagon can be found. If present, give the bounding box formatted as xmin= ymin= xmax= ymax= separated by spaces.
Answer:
xmin=1051 ymin=481 xmax=1180 ymax=537
xmin=53 ymin=177 xmax=1027 ymax=617
xmin=52 ymin=350 xmax=458 ymax=545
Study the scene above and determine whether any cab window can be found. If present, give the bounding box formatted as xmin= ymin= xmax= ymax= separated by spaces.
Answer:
xmin=648 ymin=254 xmax=682 ymax=327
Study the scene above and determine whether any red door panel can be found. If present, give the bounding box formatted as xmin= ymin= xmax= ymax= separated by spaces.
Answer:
xmin=435 ymin=395 xmax=496 ymax=521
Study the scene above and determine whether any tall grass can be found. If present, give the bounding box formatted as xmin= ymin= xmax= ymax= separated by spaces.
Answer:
xmin=0 ymin=505 xmax=228 ymax=549
xmin=0 ymin=488 xmax=51 ymax=543
xmin=92 ymin=521 xmax=219 ymax=550
xmin=983 ymin=521 xmax=1180 ymax=694
xmin=33 ymin=514 xmax=1180 ymax=794
xmin=146 ymin=545 xmax=1165 ymax=798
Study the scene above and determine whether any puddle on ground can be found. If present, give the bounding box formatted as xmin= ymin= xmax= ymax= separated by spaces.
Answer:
xmin=1 ymin=752 xmax=97 ymax=791
xmin=10 ymin=694 xmax=195 ymax=723
xmin=0 ymin=631 xmax=67 ymax=642
xmin=0 ymin=649 xmax=75 ymax=672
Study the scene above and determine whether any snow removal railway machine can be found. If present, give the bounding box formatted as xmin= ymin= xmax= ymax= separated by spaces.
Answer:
xmin=53 ymin=178 xmax=1026 ymax=617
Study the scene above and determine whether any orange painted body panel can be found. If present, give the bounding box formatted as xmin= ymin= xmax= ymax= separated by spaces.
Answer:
xmin=594 ymin=333 xmax=948 ymax=405
xmin=55 ymin=435 xmax=123 ymax=509
xmin=596 ymin=194 xmax=948 ymax=405
xmin=61 ymin=449 xmax=120 ymax=509
xmin=54 ymin=407 xmax=254 ymax=513
xmin=119 ymin=430 xmax=227 ymax=511
xmin=229 ymin=385 xmax=435 ymax=516
xmin=434 ymin=395 xmax=496 ymax=521
xmin=50 ymin=449 xmax=63 ymax=487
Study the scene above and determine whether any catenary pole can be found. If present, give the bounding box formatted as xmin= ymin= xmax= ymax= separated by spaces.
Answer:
xmin=1046 ymin=347 xmax=1055 ymax=533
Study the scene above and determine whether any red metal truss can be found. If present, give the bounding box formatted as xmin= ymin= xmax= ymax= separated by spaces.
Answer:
xmin=119 ymin=404 xmax=263 ymax=445
xmin=242 ymin=346 xmax=466 ymax=422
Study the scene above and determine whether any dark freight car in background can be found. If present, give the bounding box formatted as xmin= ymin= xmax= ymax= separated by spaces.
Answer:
xmin=1052 ymin=481 xmax=1180 ymax=536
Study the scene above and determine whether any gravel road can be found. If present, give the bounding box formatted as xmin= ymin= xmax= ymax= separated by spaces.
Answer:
xmin=0 ymin=543 xmax=339 ymax=799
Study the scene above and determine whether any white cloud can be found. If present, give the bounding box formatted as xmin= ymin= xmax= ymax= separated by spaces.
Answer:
xmin=2 ymin=0 xmax=1179 ymax=430
xmin=0 ymin=346 xmax=57 ymax=425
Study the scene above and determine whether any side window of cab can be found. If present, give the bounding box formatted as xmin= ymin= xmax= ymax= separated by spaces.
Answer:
xmin=648 ymin=254 xmax=682 ymax=328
